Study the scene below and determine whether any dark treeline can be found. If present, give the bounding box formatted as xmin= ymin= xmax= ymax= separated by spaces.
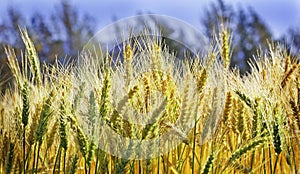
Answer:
xmin=0 ymin=0 xmax=299 ymax=90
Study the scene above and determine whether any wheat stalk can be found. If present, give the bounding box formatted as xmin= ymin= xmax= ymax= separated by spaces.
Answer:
xmin=21 ymin=80 xmax=30 ymax=173
xmin=33 ymin=90 xmax=55 ymax=173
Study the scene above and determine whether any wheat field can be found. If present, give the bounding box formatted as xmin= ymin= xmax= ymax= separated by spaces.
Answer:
xmin=0 ymin=28 xmax=299 ymax=174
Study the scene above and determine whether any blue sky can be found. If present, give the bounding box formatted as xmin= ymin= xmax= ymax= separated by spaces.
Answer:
xmin=0 ymin=0 xmax=300 ymax=38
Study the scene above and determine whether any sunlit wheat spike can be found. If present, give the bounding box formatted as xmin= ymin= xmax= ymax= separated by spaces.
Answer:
xmin=69 ymin=154 xmax=79 ymax=174
xmin=88 ymin=90 xmax=97 ymax=134
xmin=281 ymin=64 xmax=299 ymax=88
xmin=21 ymin=81 xmax=30 ymax=127
xmin=234 ymin=90 xmax=253 ymax=109
xmin=163 ymin=72 xmax=181 ymax=123
xmin=201 ymin=87 xmax=223 ymax=143
xmin=110 ymin=109 xmax=123 ymax=134
xmin=128 ymin=85 xmax=139 ymax=100
xmin=252 ymin=98 xmax=260 ymax=138
xmin=235 ymin=91 xmax=260 ymax=137
xmin=76 ymin=125 xmax=88 ymax=158
xmin=20 ymin=28 xmax=42 ymax=87
xmin=88 ymin=90 xmax=97 ymax=122
xmin=36 ymin=90 xmax=55 ymax=145
xmin=195 ymin=68 xmax=208 ymax=95
xmin=5 ymin=142 xmax=15 ymax=174
xmin=273 ymin=122 xmax=282 ymax=155
xmin=99 ymin=68 xmax=111 ymax=124
xmin=124 ymin=44 xmax=133 ymax=86
xmin=284 ymin=56 xmax=291 ymax=74
xmin=46 ymin=121 xmax=58 ymax=150
xmin=178 ymin=74 xmax=193 ymax=129
xmin=115 ymin=159 xmax=130 ymax=174
xmin=59 ymin=96 xmax=68 ymax=150
xmin=219 ymin=28 xmax=231 ymax=69
xmin=5 ymin=47 xmax=23 ymax=89
xmin=72 ymin=82 xmax=85 ymax=113
xmin=152 ymin=69 xmax=162 ymax=91
xmin=289 ymin=100 xmax=300 ymax=129
xmin=297 ymin=76 xmax=300 ymax=106
xmin=146 ymin=159 xmax=153 ymax=174
xmin=161 ymin=121 xmax=188 ymax=144
xmin=124 ymin=44 xmax=133 ymax=61
xmin=28 ymin=106 xmax=40 ymax=146
xmin=237 ymin=101 xmax=246 ymax=135
xmin=13 ymin=106 xmax=22 ymax=138
xmin=227 ymin=137 xmax=267 ymax=165
xmin=223 ymin=91 xmax=232 ymax=125
xmin=1 ymin=132 xmax=9 ymax=168
xmin=110 ymin=85 xmax=140 ymax=134
xmin=86 ymin=140 xmax=95 ymax=168
xmin=143 ymin=75 xmax=151 ymax=113
xmin=229 ymin=98 xmax=239 ymax=134
xmin=201 ymin=151 xmax=214 ymax=174
xmin=142 ymin=99 xmax=166 ymax=140
xmin=151 ymin=43 xmax=162 ymax=71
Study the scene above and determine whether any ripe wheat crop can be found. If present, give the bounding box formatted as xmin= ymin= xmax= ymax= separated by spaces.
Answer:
xmin=0 ymin=28 xmax=299 ymax=174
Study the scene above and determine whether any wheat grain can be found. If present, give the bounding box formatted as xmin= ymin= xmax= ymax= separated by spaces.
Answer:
xmin=69 ymin=154 xmax=79 ymax=174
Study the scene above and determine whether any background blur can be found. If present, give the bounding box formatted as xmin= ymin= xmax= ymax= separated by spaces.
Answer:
xmin=0 ymin=0 xmax=300 ymax=90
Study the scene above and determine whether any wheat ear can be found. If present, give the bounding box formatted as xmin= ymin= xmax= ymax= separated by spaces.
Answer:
xmin=69 ymin=154 xmax=79 ymax=174
xmin=20 ymin=29 xmax=42 ymax=87
xmin=227 ymin=137 xmax=267 ymax=166
xmin=124 ymin=44 xmax=133 ymax=87
xmin=281 ymin=64 xmax=298 ymax=88
xmin=201 ymin=151 xmax=214 ymax=174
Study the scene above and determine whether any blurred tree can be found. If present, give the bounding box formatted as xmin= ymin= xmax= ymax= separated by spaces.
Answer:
xmin=0 ymin=0 xmax=95 ymax=60
xmin=281 ymin=28 xmax=300 ymax=55
xmin=202 ymin=0 xmax=273 ymax=73
xmin=0 ymin=0 xmax=95 ymax=91
xmin=51 ymin=0 xmax=95 ymax=57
